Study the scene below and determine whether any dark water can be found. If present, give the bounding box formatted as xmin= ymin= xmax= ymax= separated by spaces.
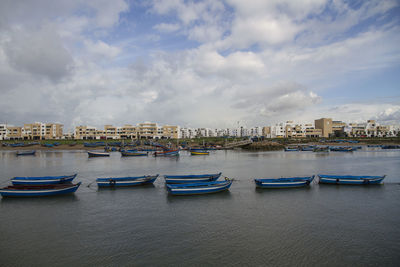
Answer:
xmin=1 ymin=148 xmax=399 ymax=266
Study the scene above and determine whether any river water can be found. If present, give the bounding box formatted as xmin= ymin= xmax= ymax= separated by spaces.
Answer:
xmin=0 ymin=148 xmax=399 ymax=266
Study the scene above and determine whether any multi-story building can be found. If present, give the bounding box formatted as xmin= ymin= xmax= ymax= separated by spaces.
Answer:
xmin=162 ymin=125 xmax=180 ymax=139
xmin=0 ymin=124 xmax=8 ymax=140
xmin=74 ymin=126 xmax=104 ymax=140
xmin=137 ymin=122 xmax=159 ymax=139
xmin=315 ymin=118 xmax=333 ymax=138
xmin=22 ymin=122 xmax=63 ymax=140
xmin=7 ymin=126 xmax=23 ymax=140
xmin=119 ymin=125 xmax=138 ymax=139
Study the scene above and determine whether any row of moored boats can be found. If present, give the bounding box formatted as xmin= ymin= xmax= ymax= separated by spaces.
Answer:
xmin=0 ymin=172 xmax=386 ymax=198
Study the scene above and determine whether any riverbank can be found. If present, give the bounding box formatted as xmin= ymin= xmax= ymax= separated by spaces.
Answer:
xmin=1 ymin=137 xmax=400 ymax=151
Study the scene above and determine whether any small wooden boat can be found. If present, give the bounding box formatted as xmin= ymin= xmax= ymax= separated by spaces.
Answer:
xmin=329 ymin=146 xmax=356 ymax=152
xmin=284 ymin=146 xmax=298 ymax=151
xmin=121 ymin=151 xmax=148 ymax=157
xmin=166 ymin=179 xmax=233 ymax=195
xmin=164 ymin=172 xmax=222 ymax=184
xmin=11 ymin=174 xmax=77 ymax=185
xmin=190 ymin=151 xmax=209 ymax=155
xmin=96 ymin=175 xmax=159 ymax=187
xmin=0 ymin=182 xmax=81 ymax=197
xmin=154 ymin=149 xmax=180 ymax=157
xmin=313 ymin=146 xmax=329 ymax=152
xmin=255 ymin=176 xmax=315 ymax=188
xmin=16 ymin=150 xmax=36 ymax=156
xmin=88 ymin=151 xmax=110 ymax=157
xmin=318 ymin=174 xmax=386 ymax=185
xmin=381 ymin=145 xmax=400 ymax=149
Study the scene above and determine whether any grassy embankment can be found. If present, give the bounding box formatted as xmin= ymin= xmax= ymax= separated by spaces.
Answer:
xmin=1 ymin=137 xmax=399 ymax=151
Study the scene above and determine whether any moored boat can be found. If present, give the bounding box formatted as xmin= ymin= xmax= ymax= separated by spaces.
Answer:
xmin=318 ymin=174 xmax=386 ymax=185
xmin=164 ymin=172 xmax=222 ymax=184
xmin=313 ymin=146 xmax=329 ymax=152
xmin=0 ymin=182 xmax=81 ymax=197
xmin=154 ymin=149 xmax=180 ymax=157
xmin=11 ymin=174 xmax=77 ymax=185
xmin=166 ymin=179 xmax=233 ymax=195
xmin=284 ymin=146 xmax=298 ymax=151
xmin=121 ymin=151 xmax=148 ymax=157
xmin=255 ymin=176 xmax=315 ymax=188
xmin=329 ymin=146 xmax=356 ymax=152
xmin=190 ymin=150 xmax=209 ymax=155
xmin=88 ymin=151 xmax=110 ymax=157
xmin=96 ymin=175 xmax=159 ymax=187
xmin=16 ymin=150 xmax=36 ymax=156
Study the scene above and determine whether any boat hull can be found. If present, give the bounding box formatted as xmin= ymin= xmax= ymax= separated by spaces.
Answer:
xmin=167 ymin=180 xmax=232 ymax=195
xmin=190 ymin=151 xmax=209 ymax=155
xmin=121 ymin=151 xmax=148 ymax=157
xmin=11 ymin=174 xmax=77 ymax=185
xmin=16 ymin=150 xmax=36 ymax=156
xmin=154 ymin=150 xmax=180 ymax=157
xmin=96 ymin=175 xmax=159 ymax=187
xmin=164 ymin=173 xmax=222 ymax=184
xmin=0 ymin=183 xmax=81 ymax=197
xmin=88 ymin=151 xmax=110 ymax=157
xmin=318 ymin=175 xmax=385 ymax=185
xmin=255 ymin=176 xmax=315 ymax=188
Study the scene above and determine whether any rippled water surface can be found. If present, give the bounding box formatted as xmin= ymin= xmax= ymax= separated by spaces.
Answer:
xmin=1 ymin=148 xmax=400 ymax=266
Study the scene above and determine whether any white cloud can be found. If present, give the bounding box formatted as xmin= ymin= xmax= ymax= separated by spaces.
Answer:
xmin=153 ymin=23 xmax=180 ymax=33
xmin=84 ymin=40 xmax=121 ymax=59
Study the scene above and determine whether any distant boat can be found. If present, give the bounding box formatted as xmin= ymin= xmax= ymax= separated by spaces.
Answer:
xmin=11 ymin=174 xmax=77 ymax=185
xmin=0 ymin=182 xmax=81 ymax=197
xmin=16 ymin=150 xmax=36 ymax=156
xmin=96 ymin=175 xmax=159 ymax=187
xmin=381 ymin=145 xmax=400 ymax=149
xmin=329 ymin=146 xmax=356 ymax=152
xmin=255 ymin=176 xmax=315 ymax=188
xmin=121 ymin=151 xmax=148 ymax=157
xmin=154 ymin=149 xmax=180 ymax=157
xmin=284 ymin=147 xmax=298 ymax=151
xmin=164 ymin=172 xmax=222 ymax=184
xmin=88 ymin=151 xmax=110 ymax=157
xmin=190 ymin=151 xmax=209 ymax=155
xmin=313 ymin=146 xmax=329 ymax=152
xmin=318 ymin=174 xmax=386 ymax=185
xmin=300 ymin=146 xmax=315 ymax=151
xmin=166 ymin=179 xmax=233 ymax=195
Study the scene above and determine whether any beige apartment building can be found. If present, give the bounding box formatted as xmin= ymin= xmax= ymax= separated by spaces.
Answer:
xmin=23 ymin=123 xmax=63 ymax=140
xmin=162 ymin=125 xmax=180 ymax=139
xmin=74 ymin=123 xmax=180 ymax=140
xmin=315 ymin=118 xmax=333 ymax=138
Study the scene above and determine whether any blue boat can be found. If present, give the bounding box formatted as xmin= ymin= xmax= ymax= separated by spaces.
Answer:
xmin=121 ymin=151 xmax=148 ymax=157
xmin=154 ymin=149 xmax=180 ymax=157
xmin=329 ymin=146 xmax=356 ymax=152
xmin=96 ymin=175 xmax=159 ymax=187
xmin=16 ymin=150 xmax=36 ymax=156
xmin=42 ymin=143 xmax=54 ymax=148
xmin=166 ymin=179 xmax=233 ymax=195
xmin=88 ymin=151 xmax=110 ymax=157
xmin=318 ymin=174 xmax=386 ymax=185
xmin=255 ymin=176 xmax=315 ymax=188
xmin=164 ymin=172 xmax=222 ymax=184
xmin=381 ymin=145 xmax=400 ymax=149
xmin=11 ymin=174 xmax=77 ymax=185
xmin=0 ymin=182 xmax=81 ymax=197
xmin=284 ymin=146 xmax=298 ymax=151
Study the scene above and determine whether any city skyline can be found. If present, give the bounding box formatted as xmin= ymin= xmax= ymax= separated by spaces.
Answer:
xmin=0 ymin=1 xmax=399 ymax=130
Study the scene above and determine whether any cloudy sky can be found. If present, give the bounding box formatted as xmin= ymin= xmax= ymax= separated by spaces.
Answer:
xmin=0 ymin=0 xmax=399 ymax=131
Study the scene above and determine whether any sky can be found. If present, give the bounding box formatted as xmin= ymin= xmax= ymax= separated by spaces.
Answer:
xmin=0 ymin=0 xmax=399 ymax=131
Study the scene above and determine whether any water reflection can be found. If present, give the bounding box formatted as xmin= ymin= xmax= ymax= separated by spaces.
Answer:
xmin=166 ymin=190 xmax=232 ymax=203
